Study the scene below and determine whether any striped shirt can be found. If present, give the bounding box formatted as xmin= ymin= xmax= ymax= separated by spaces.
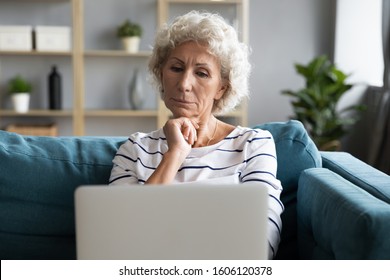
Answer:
xmin=109 ymin=126 xmax=284 ymax=259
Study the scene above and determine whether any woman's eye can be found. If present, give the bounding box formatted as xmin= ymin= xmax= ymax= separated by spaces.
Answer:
xmin=170 ymin=66 xmax=182 ymax=72
xmin=197 ymin=71 xmax=209 ymax=78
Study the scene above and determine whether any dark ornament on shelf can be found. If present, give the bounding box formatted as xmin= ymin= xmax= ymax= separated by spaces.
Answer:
xmin=48 ymin=65 xmax=62 ymax=110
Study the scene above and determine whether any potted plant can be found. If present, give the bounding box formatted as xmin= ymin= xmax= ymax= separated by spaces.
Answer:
xmin=8 ymin=75 xmax=33 ymax=113
xmin=117 ymin=19 xmax=142 ymax=53
xmin=282 ymin=55 xmax=364 ymax=151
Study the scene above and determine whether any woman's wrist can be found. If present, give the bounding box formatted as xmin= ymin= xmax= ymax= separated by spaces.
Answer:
xmin=145 ymin=148 xmax=187 ymax=184
xmin=163 ymin=148 xmax=188 ymax=166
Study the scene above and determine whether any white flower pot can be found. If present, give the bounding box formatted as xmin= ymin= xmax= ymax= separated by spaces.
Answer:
xmin=122 ymin=36 xmax=140 ymax=53
xmin=11 ymin=93 xmax=30 ymax=113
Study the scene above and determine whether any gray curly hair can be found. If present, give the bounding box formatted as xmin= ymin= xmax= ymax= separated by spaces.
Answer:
xmin=148 ymin=11 xmax=251 ymax=114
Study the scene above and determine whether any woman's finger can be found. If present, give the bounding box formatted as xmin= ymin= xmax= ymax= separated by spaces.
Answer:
xmin=181 ymin=119 xmax=191 ymax=141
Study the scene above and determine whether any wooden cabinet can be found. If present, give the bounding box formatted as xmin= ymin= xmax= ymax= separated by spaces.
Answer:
xmin=0 ymin=0 xmax=249 ymax=136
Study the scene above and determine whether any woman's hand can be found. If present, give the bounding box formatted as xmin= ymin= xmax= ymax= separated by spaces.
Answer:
xmin=163 ymin=117 xmax=199 ymax=159
xmin=146 ymin=117 xmax=198 ymax=184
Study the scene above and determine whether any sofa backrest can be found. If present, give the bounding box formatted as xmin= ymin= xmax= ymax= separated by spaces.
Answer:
xmin=0 ymin=131 xmax=126 ymax=259
xmin=0 ymin=120 xmax=321 ymax=260
xmin=254 ymin=120 xmax=321 ymax=259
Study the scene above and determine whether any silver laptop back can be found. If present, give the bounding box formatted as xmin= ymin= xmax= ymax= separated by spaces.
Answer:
xmin=75 ymin=184 xmax=268 ymax=260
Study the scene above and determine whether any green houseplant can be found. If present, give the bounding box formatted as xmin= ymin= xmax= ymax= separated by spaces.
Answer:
xmin=8 ymin=75 xmax=33 ymax=113
xmin=117 ymin=19 xmax=142 ymax=53
xmin=9 ymin=75 xmax=32 ymax=94
xmin=282 ymin=55 xmax=364 ymax=150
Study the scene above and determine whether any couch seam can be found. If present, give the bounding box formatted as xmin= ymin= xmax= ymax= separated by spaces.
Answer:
xmin=0 ymin=145 xmax=113 ymax=167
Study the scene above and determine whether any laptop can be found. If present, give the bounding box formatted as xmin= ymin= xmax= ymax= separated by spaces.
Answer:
xmin=74 ymin=183 xmax=269 ymax=260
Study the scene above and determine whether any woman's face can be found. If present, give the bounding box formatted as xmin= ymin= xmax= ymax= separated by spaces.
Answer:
xmin=161 ymin=41 xmax=227 ymax=120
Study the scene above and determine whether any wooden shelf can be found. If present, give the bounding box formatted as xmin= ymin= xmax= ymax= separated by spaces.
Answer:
xmin=0 ymin=50 xmax=72 ymax=56
xmin=0 ymin=109 xmax=73 ymax=117
xmin=84 ymin=109 xmax=158 ymax=117
xmin=84 ymin=50 xmax=152 ymax=57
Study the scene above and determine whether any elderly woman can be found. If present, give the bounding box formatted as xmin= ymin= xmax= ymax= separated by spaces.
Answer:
xmin=109 ymin=11 xmax=283 ymax=259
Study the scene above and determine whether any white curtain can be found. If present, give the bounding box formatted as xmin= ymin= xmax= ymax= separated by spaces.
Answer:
xmin=334 ymin=0 xmax=384 ymax=87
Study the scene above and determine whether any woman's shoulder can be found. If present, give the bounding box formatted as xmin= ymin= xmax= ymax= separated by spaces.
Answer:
xmin=129 ymin=128 xmax=166 ymax=142
xmin=119 ymin=128 xmax=166 ymax=152
xmin=225 ymin=126 xmax=276 ymax=155
xmin=226 ymin=126 xmax=273 ymax=141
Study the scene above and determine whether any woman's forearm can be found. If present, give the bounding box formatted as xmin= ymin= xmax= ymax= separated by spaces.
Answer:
xmin=145 ymin=149 xmax=187 ymax=184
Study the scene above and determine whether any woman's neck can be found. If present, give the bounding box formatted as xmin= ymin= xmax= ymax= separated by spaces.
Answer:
xmin=192 ymin=116 xmax=219 ymax=148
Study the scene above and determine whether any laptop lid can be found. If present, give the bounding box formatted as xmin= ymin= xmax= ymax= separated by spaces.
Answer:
xmin=74 ymin=183 xmax=268 ymax=260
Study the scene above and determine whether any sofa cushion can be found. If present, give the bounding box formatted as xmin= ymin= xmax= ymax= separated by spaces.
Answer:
xmin=0 ymin=131 xmax=126 ymax=259
xmin=298 ymin=168 xmax=390 ymax=259
xmin=254 ymin=120 xmax=321 ymax=259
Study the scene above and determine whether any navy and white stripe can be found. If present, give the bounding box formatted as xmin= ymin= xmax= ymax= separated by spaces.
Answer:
xmin=109 ymin=126 xmax=284 ymax=259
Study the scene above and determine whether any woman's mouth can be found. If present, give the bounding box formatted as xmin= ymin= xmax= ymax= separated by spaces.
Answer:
xmin=171 ymin=98 xmax=194 ymax=106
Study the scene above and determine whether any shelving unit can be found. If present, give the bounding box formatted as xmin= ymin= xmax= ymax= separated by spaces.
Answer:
xmin=0 ymin=0 xmax=249 ymax=136
xmin=0 ymin=0 xmax=76 ymax=135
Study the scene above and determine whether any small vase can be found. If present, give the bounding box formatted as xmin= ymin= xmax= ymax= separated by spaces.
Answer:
xmin=128 ymin=69 xmax=144 ymax=110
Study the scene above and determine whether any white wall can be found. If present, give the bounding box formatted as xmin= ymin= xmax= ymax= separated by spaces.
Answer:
xmin=247 ymin=0 xmax=336 ymax=126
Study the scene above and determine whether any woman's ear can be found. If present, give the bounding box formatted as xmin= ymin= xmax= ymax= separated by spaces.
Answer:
xmin=215 ymin=80 xmax=228 ymax=100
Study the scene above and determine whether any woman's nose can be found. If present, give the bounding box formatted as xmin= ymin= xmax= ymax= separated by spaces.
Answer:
xmin=178 ymin=71 xmax=193 ymax=93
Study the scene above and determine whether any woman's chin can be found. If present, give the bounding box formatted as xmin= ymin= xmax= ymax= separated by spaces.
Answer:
xmin=172 ymin=113 xmax=198 ymax=120
xmin=169 ymin=108 xmax=198 ymax=119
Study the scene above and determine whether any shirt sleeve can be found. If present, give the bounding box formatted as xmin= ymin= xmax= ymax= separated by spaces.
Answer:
xmin=109 ymin=136 xmax=140 ymax=185
xmin=240 ymin=129 xmax=284 ymax=259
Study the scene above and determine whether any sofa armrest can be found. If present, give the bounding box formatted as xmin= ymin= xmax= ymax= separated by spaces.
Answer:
xmin=297 ymin=168 xmax=390 ymax=260
xmin=321 ymin=152 xmax=390 ymax=203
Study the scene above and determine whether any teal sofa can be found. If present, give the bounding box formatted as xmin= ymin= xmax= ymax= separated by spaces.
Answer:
xmin=1 ymin=120 xmax=389 ymax=259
